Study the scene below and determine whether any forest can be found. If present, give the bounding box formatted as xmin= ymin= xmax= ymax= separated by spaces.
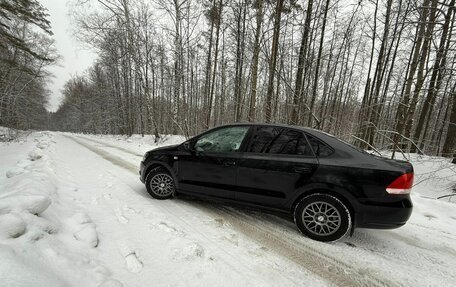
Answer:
xmin=0 ymin=0 xmax=57 ymax=131
xmin=1 ymin=0 xmax=456 ymax=157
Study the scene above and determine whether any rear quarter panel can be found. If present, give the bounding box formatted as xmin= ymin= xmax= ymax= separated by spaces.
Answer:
xmin=284 ymin=130 xmax=413 ymax=211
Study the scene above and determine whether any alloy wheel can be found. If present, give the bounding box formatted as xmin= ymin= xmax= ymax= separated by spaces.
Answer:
xmin=149 ymin=173 xmax=174 ymax=196
xmin=302 ymin=201 xmax=342 ymax=236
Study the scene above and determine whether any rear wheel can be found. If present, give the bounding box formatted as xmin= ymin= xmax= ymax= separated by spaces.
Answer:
xmin=145 ymin=167 xmax=175 ymax=200
xmin=294 ymin=193 xmax=351 ymax=242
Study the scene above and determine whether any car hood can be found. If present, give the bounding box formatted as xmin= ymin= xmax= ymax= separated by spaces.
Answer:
xmin=149 ymin=144 xmax=180 ymax=153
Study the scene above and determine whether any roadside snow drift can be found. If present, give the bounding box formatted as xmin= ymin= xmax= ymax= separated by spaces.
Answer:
xmin=0 ymin=132 xmax=118 ymax=287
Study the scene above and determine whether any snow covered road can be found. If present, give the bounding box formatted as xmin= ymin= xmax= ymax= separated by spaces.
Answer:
xmin=1 ymin=131 xmax=456 ymax=287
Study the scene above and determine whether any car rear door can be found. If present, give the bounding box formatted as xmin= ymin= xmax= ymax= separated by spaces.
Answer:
xmin=176 ymin=125 xmax=251 ymax=200
xmin=235 ymin=126 xmax=318 ymax=208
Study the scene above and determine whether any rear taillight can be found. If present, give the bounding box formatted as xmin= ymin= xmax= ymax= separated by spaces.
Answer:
xmin=386 ymin=173 xmax=414 ymax=194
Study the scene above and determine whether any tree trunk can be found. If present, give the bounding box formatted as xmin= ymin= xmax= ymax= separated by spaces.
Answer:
xmin=290 ymin=0 xmax=313 ymax=125
xmin=365 ymin=0 xmax=393 ymax=146
xmin=412 ymin=0 xmax=455 ymax=152
xmin=248 ymin=0 xmax=263 ymax=122
xmin=203 ymin=0 xmax=215 ymax=129
xmin=404 ymin=0 xmax=438 ymax=140
xmin=358 ymin=0 xmax=378 ymax=145
xmin=205 ymin=0 xmax=223 ymax=128
xmin=234 ymin=0 xmax=247 ymax=122
xmin=265 ymin=0 xmax=284 ymax=122
xmin=393 ymin=0 xmax=431 ymax=146
xmin=308 ymin=0 xmax=329 ymax=127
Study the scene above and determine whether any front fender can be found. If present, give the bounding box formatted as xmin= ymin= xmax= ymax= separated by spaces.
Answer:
xmin=141 ymin=159 xmax=179 ymax=189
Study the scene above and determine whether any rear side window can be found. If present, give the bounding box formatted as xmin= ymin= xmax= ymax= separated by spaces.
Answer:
xmin=248 ymin=127 xmax=282 ymax=153
xmin=306 ymin=134 xmax=333 ymax=157
xmin=248 ymin=127 xmax=313 ymax=156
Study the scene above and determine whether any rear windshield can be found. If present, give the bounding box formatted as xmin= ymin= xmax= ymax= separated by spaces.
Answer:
xmin=333 ymin=136 xmax=387 ymax=158
xmin=310 ymin=129 xmax=385 ymax=158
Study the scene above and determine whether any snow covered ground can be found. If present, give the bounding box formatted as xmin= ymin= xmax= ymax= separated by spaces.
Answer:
xmin=1 ymin=129 xmax=455 ymax=287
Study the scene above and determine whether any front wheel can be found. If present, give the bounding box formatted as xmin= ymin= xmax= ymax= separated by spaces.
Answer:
xmin=145 ymin=167 xmax=175 ymax=200
xmin=294 ymin=193 xmax=351 ymax=242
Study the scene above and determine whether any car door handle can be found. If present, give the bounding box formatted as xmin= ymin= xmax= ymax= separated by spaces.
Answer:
xmin=293 ymin=166 xmax=313 ymax=173
xmin=222 ymin=160 xmax=237 ymax=166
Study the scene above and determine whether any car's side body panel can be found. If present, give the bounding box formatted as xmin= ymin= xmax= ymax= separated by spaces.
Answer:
xmin=175 ymin=151 xmax=241 ymax=200
xmin=235 ymin=153 xmax=318 ymax=208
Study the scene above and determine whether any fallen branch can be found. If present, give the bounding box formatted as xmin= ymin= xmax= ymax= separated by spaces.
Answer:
xmin=377 ymin=129 xmax=425 ymax=157
xmin=350 ymin=135 xmax=383 ymax=157
xmin=375 ymin=130 xmax=408 ymax=160
xmin=437 ymin=194 xmax=456 ymax=200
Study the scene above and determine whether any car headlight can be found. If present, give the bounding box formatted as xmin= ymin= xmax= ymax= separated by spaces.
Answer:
xmin=143 ymin=152 xmax=149 ymax=161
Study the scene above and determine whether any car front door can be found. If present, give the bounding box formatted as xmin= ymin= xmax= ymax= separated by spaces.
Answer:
xmin=236 ymin=126 xmax=318 ymax=208
xmin=177 ymin=125 xmax=251 ymax=200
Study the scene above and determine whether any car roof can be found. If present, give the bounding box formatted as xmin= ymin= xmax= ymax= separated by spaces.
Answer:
xmin=218 ymin=122 xmax=324 ymax=135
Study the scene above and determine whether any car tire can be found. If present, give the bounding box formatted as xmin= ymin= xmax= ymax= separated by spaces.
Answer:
xmin=145 ymin=166 xmax=175 ymax=200
xmin=294 ymin=193 xmax=351 ymax=242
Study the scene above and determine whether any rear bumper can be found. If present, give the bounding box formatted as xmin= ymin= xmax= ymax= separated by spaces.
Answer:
xmin=355 ymin=196 xmax=413 ymax=229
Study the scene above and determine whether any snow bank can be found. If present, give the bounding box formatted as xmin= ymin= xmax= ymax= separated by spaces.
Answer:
xmin=28 ymin=148 xmax=43 ymax=161
xmin=0 ymin=131 xmax=117 ymax=286
xmin=0 ymin=214 xmax=26 ymax=238
xmin=0 ymin=245 xmax=67 ymax=287
xmin=6 ymin=166 xmax=25 ymax=178
xmin=409 ymin=154 xmax=456 ymax=200
xmin=0 ymin=195 xmax=51 ymax=215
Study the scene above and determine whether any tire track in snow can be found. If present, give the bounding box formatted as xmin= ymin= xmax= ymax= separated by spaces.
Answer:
xmin=75 ymin=136 xmax=144 ymax=157
xmin=217 ymin=206 xmax=398 ymax=287
xmin=66 ymin=134 xmax=397 ymax=287
xmin=65 ymin=136 xmax=139 ymax=174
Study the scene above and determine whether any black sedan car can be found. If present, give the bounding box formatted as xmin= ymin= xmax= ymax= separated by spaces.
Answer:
xmin=140 ymin=123 xmax=413 ymax=242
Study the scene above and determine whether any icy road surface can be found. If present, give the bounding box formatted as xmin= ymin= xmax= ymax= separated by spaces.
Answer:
xmin=1 ymin=130 xmax=455 ymax=287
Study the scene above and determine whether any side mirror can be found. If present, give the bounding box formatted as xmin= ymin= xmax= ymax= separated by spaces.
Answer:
xmin=183 ymin=141 xmax=192 ymax=152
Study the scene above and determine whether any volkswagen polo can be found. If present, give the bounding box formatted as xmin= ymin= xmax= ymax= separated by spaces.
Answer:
xmin=139 ymin=123 xmax=413 ymax=242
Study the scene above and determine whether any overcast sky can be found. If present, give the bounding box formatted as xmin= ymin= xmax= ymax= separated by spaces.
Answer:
xmin=40 ymin=0 xmax=96 ymax=112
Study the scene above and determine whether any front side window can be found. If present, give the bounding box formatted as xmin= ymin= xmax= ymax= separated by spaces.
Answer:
xmin=194 ymin=126 xmax=249 ymax=153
